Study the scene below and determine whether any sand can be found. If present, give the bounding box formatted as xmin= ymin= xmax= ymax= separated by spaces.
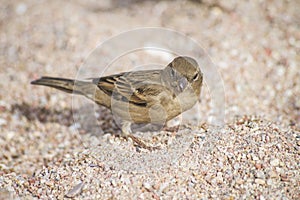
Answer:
xmin=0 ymin=0 xmax=299 ymax=199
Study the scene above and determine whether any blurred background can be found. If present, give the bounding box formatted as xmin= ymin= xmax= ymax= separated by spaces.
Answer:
xmin=1 ymin=0 xmax=299 ymax=126
xmin=0 ymin=0 xmax=299 ymax=198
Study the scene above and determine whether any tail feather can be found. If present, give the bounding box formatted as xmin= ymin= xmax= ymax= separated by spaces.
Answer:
xmin=31 ymin=77 xmax=75 ymax=93
xmin=31 ymin=76 xmax=95 ymax=96
xmin=31 ymin=76 xmax=112 ymax=108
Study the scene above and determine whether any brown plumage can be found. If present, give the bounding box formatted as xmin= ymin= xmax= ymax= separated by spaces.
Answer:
xmin=31 ymin=56 xmax=203 ymax=150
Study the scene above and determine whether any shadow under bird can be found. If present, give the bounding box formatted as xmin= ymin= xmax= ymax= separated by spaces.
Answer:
xmin=31 ymin=56 xmax=203 ymax=150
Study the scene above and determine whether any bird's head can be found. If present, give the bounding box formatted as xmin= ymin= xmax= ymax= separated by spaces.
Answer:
xmin=162 ymin=56 xmax=203 ymax=96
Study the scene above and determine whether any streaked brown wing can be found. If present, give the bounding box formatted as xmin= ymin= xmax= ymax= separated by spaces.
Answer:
xmin=94 ymin=73 xmax=123 ymax=96
xmin=131 ymin=83 xmax=169 ymax=105
xmin=93 ymin=70 xmax=164 ymax=106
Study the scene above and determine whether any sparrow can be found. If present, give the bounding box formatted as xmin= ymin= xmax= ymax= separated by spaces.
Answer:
xmin=31 ymin=56 xmax=203 ymax=150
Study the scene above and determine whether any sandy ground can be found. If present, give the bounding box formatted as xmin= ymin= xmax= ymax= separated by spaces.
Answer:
xmin=0 ymin=0 xmax=299 ymax=199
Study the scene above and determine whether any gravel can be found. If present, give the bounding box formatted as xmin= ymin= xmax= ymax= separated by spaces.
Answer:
xmin=0 ymin=0 xmax=299 ymax=199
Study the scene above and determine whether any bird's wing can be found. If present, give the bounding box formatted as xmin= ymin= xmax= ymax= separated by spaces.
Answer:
xmin=94 ymin=70 xmax=168 ymax=106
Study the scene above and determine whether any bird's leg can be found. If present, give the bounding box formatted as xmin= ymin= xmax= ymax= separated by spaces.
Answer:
xmin=121 ymin=121 xmax=159 ymax=151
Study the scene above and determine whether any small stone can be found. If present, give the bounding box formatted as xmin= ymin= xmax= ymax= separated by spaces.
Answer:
xmin=270 ymin=159 xmax=280 ymax=167
xmin=215 ymin=172 xmax=223 ymax=183
xmin=16 ymin=3 xmax=27 ymax=15
xmin=0 ymin=118 xmax=7 ymax=126
xmin=255 ymin=163 xmax=263 ymax=169
xmin=255 ymin=178 xmax=265 ymax=185
xmin=235 ymin=178 xmax=244 ymax=185
xmin=276 ymin=167 xmax=284 ymax=174
xmin=252 ymin=154 xmax=259 ymax=161
xmin=143 ymin=182 xmax=152 ymax=191
xmin=269 ymin=171 xmax=278 ymax=178
xmin=65 ymin=182 xmax=85 ymax=198
xmin=267 ymin=178 xmax=274 ymax=185
xmin=159 ymin=182 xmax=169 ymax=194
xmin=260 ymin=195 xmax=266 ymax=200
xmin=234 ymin=163 xmax=240 ymax=170
xmin=280 ymin=174 xmax=289 ymax=181
xmin=256 ymin=171 xmax=265 ymax=179
xmin=211 ymin=6 xmax=223 ymax=16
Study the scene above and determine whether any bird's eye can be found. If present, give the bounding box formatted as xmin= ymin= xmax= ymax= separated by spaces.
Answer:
xmin=192 ymin=73 xmax=199 ymax=81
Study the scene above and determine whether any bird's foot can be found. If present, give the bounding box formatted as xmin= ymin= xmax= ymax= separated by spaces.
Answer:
xmin=121 ymin=121 xmax=160 ymax=151
xmin=126 ymin=134 xmax=160 ymax=151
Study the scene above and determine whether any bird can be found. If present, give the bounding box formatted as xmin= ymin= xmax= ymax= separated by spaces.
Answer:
xmin=31 ymin=56 xmax=203 ymax=150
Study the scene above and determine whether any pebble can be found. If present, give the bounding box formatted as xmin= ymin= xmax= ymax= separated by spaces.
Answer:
xmin=255 ymin=163 xmax=263 ymax=169
xmin=256 ymin=171 xmax=265 ymax=179
xmin=269 ymin=171 xmax=278 ymax=178
xmin=235 ymin=178 xmax=244 ymax=185
xmin=234 ymin=163 xmax=240 ymax=170
xmin=215 ymin=172 xmax=224 ymax=183
xmin=255 ymin=178 xmax=265 ymax=185
xmin=252 ymin=154 xmax=259 ymax=161
xmin=16 ymin=3 xmax=27 ymax=15
xmin=1 ymin=1 xmax=299 ymax=199
xmin=143 ymin=182 xmax=153 ymax=191
xmin=270 ymin=159 xmax=280 ymax=167
xmin=65 ymin=182 xmax=85 ymax=198
xmin=159 ymin=182 xmax=169 ymax=194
